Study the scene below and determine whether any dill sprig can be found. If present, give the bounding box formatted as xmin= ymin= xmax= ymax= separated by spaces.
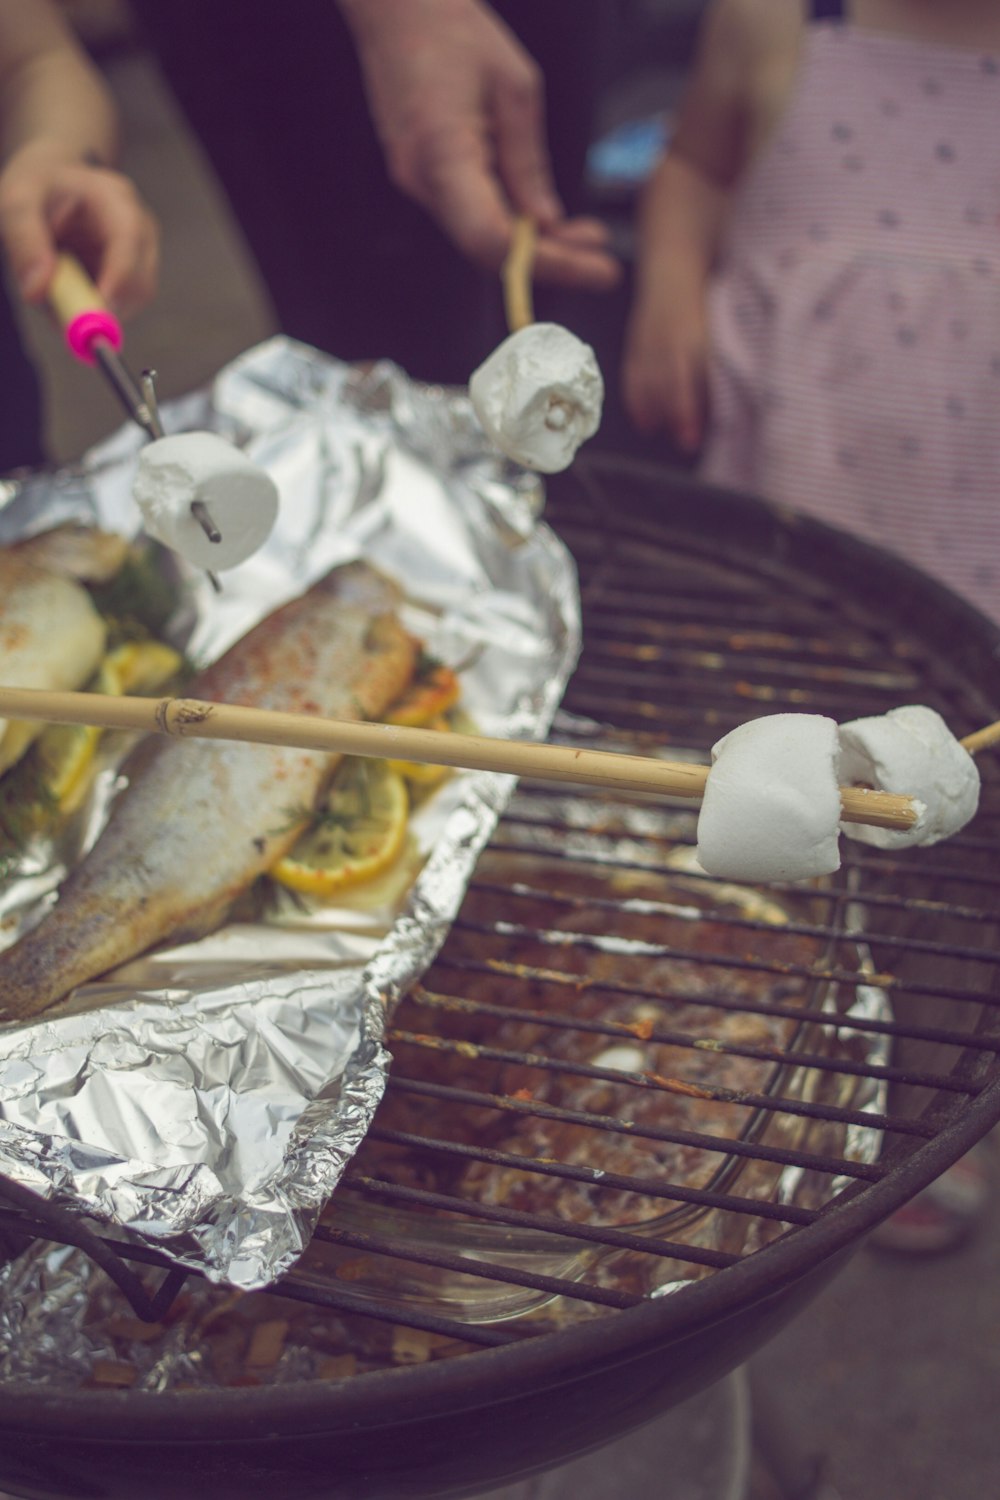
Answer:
xmin=87 ymin=547 xmax=178 ymax=646
xmin=0 ymin=751 xmax=57 ymax=858
xmin=414 ymin=646 xmax=444 ymax=679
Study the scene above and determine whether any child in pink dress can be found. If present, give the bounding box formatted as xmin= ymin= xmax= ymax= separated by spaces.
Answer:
xmin=623 ymin=0 xmax=1000 ymax=626
xmin=624 ymin=0 xmax=998 ymax=1252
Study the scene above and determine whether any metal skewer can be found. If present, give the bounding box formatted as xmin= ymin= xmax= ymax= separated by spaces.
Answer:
xmin=190 ymin=501 xmax=222 ymax=544
xmin=140 ymin=369 xmax=222 ymax=593
xmin=139 ymin=368 xmax=166 ymax=441
xmin=48 ymin=256 xmax=225 ymax=593
xmin=90 ymin=342 xmax=160 ymax=442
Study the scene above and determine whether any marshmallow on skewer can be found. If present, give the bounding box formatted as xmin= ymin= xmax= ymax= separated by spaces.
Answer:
xmin=696 ymin=714 xmax=842 ymax=882
xmin=132 ymin=432 xmax=279 ymax=572
xmin=838 ymin=704 xmax=980 ymax=850
xmin=469 ymin=322 xmax=604 ymax=473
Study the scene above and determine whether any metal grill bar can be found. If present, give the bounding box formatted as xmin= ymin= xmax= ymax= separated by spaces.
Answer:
xmin=579 ymin=613 xmax=924 ymax=664
xmin=432 ymin=953 xmax=1000 ymax=1057
xmin=365 ymin=1125 xmax=818 ymax=1226
xmin=385 ymin=1032 xmax=937 ymax=1138
xmin=449 ymin=914 xmax=1000 ymax=1015
xmin=268 ymin=1278 xmax=520 ymax=1347
xmin=0 ymin=1206 xmax=521 ymax=1348
xmin=406 ymin=986 xmax=980 ymax=1096
xmin=386 ymin=1077 xmax=884 ymax=1182
xmin=574 ymin=652 xmax=920 ymax=694
xmin=491 ymin=812 xmax=1000 ymax=899
xmin=311 ymin=1223 xmax=643 ymax=1311
xmin=341 ymin=1176 xmax=740 ymax=1269
xmin=465 ymin=873 xmax=1000 ymax=977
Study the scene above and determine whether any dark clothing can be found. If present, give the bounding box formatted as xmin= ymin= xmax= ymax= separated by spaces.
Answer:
xmin=129 ymin=0 xmax=600 ymax=384
xmin=0 ymin=274 xmax=45 ymax=474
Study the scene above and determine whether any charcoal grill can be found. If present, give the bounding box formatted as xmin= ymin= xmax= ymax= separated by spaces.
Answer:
xmin=0 ymin=454 xmax=997 ymax=1500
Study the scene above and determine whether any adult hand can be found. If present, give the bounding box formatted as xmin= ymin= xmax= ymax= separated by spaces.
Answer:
xmin=0 ymin=142 xmax=159 ymax=317
xmin=622 ymin=291 xmax=709 ymax=452
xmin=340 ymin=0 xmax=620 ymax=291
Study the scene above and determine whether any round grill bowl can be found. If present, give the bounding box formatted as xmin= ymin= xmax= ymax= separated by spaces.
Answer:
xmin=0 ymin=456 xmax=997 ymax=1500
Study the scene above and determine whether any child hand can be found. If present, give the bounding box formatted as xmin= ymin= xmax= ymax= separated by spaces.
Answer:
xmin=0 ymin=143 xmax=159 ymax=317
xmin=341 ymin=0 xmax=620 ymax=291
xmin=622 ymin=294 xmax=709 ymax=452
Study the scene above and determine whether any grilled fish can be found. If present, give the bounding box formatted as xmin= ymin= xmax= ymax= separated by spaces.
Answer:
xmin=0 ymin=551 xmax=109 ymax=775
xmin=0 ymin=561 xmax=417 ymax=1021
xmin=12 ymin=526 xmax=130 ymax=584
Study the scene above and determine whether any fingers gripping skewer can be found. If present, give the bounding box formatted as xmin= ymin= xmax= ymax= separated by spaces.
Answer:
xmin=2 ymin=687 xmax=995 ymax=836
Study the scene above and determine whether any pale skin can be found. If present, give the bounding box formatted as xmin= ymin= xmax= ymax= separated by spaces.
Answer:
xmin=338 ymin=0 xmax=621 ymax=292
xmin=622 ymin=0 xmax=1000 ymax=449
xmin=0 ymin=0 xmax=158 ymax=317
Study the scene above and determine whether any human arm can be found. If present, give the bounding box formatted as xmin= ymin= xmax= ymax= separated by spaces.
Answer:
xmin=0 ymin=0 xmax=157 ymax=313
xmin=337 ymin=0 xmax=620 ymax=291
xmin=623 ymin=153 xmax=729 ymax=449
xmin=622 ymin=0 xmax=763 ymax=447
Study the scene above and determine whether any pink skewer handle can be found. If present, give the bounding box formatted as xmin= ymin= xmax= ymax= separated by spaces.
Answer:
xmin=48 ymin=254 xmax=123 ymax=364
xmin=64 ymin=308 xmax=122 ymax=365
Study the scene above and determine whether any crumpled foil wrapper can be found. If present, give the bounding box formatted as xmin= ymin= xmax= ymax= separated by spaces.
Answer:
xmin=0 ymin=338 xmax=581 ymax=1290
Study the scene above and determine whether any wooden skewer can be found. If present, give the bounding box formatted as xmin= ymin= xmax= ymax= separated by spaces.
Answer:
xmin=2 ymin=683 xmax=975 ymax=834
xmin=501 ymin=216 xmax=537 ymax=333
xmin=959 ymin=719 xmax=1000 ymax=756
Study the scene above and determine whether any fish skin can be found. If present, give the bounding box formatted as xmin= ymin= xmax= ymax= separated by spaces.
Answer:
xmin=0 ymin=561 xmax=417 ymax=1022
xmin=13 ymin=526 xmax=130 ymax=583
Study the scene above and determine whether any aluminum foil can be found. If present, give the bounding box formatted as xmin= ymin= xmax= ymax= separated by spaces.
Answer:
xmin=0 ymin=917 xmax=894 ymax=1388
xmin=0 ymin=338 xmax=581 ymax=1289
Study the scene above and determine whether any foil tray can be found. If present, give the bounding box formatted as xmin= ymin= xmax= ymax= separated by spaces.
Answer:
xmin=0 ymin=339 xmax=581 ymax=1290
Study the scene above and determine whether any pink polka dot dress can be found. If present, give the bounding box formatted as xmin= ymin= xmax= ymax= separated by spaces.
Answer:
xmin=700 ymin=0 xmax=1000 ymax=623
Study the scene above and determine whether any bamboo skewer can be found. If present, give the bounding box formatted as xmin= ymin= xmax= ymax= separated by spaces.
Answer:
xmin=958 ymin=718 xmax=1000 ymax=756
xmin=501 ymin=216 xmax=537 ymax=333
xmin=5 ymin=685 xmax=995 ymax=834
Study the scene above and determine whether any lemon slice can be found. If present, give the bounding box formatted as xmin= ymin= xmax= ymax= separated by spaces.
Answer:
xmin=386 ymin=713 xmax=453 ymax=789
xmin=271 ymin=759 xmax=409 ymax=897
xmin=34 ymin=721 xmax=103 ymax=813
xmin=34 ymin=641 xmax=182 ymax=815
xmin=386 ymin=664 xmax=460 ymax=728
xmin=100 ymin=640 xmax=183 ymax=695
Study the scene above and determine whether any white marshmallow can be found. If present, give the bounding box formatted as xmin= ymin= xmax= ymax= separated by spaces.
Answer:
xmin=133 ymin=432 xmax=279 ymax=572
xmin=838 ymin=704 xmax=980 ymax=849
xmin=696 ymin=714 xmax=842 ymax=883
xmin=469 ymin=322 xmax=604 ymax=472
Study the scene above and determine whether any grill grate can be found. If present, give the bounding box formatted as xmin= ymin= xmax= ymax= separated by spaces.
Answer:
xmin=1 ymin=457 xmax=998 ymax=1374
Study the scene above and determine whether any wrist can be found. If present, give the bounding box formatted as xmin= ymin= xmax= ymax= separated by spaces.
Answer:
xmin=633 ymin=252 xmax=709 ymax=309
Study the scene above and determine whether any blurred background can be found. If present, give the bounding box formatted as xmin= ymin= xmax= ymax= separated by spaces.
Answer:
xmin=11 ymin=0 xmax=710 ymax=466
xmin=5 ymin=4 xmax=1000 ymax=1497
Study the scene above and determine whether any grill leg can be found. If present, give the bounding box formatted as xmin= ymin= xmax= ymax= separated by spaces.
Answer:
xmin=470 ymin=1368 xmax=753 ymax=1499
xmin=748 ymin=1368 xmax=842 ymax=1500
